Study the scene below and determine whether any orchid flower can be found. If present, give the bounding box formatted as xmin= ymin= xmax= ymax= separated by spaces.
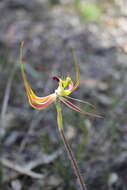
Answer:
xmin=20 ymin=42 xmax=101 ymax=190
xmin=20 ymin=44 xmax=100 ymax=119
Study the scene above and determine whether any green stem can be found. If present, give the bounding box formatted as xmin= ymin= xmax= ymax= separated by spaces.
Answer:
xmin=55 ymin=100 xmax=87 ymax=190
xmin=55 ymin=100 xmax=63 ymax=131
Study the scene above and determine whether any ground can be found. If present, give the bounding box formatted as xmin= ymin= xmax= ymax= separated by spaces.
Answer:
xmin=0 ymin=0 xmax=127 ymax=189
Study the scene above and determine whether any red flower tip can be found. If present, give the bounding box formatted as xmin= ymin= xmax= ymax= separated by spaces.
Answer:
xmin=52 ymin=76 xmax=60 ymax=82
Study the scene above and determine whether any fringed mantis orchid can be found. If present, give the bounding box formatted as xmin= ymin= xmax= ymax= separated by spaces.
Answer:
xmin=20 ymin=42 xmax=101 ymax=190
xmin=20 ymin=43 xmax=100 ymax=119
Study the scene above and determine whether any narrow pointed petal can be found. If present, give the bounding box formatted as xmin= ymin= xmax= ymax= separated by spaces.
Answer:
xmin=60 ymin=97 xmax=101 ymax=118
xmin=20 ymin=42 xmax=56 ymax=110
xmin=69 ymin=58 xmax=80 ymax=93
xmin=71 ymin=63 xmax=80 ymax=92
xmin=65 ymin=96 xmax=96 ymax=109
xmin=64 ymin=63 xmax=80 ymax=95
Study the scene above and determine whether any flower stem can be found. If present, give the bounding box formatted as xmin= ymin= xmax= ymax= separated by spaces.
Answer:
xmin=55 ymin=101 xmax=87 ymax=190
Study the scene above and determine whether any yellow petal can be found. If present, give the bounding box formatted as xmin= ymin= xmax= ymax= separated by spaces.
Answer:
xmin=28 ymin=93 xmax=56 ymax=110
xmin=71 ymin=63 xmax=80 ymax=92
xmin=20 ymin=42 xmax=56 ymax=110
xmin=64 ymin=63 xmax=80 ymax=95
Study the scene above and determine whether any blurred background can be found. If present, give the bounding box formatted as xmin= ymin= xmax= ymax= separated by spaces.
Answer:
xmin=0 ymin=0 xmax=127 ymax=189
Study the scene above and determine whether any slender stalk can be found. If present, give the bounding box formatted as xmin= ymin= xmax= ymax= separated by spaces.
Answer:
xmin=55 ymin=101 xmax=87 ymax=190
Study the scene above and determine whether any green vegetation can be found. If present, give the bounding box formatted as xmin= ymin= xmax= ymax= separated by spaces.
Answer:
xmin=75 ymin=1 xmax=102 ymax=22
xmin=48 ymin=0 xmax=60 ymax=6
xmin=40 ymin=133 xmax=57 ymax=153
xmin=54 ymin=158 xmax=75 ymax=189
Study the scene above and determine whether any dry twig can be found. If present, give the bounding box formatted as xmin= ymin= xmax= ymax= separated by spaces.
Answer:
xmin=0 ymin=63 xmax=18 ymax=136
xmin=0 ymin=149 xmax=61 ymax=183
